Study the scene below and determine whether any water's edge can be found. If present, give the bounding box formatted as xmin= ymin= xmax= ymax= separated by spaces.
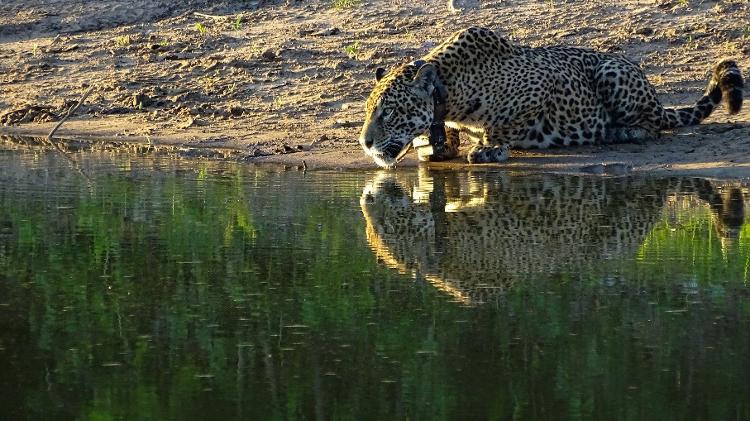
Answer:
xmin=4 ymin=130 xmax=750 ymax=178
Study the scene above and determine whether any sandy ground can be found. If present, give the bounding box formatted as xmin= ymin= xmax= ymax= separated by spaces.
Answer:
xmin=0 ymin=0 xmax=749 ymax=176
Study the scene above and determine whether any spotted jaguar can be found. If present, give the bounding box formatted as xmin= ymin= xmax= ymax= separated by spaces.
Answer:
xmin=359 ymin=27 xmax=744 ymax=167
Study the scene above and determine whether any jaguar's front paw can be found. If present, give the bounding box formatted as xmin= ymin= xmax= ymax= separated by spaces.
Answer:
xmin=415 ymin=136 xmax=459 ymax=162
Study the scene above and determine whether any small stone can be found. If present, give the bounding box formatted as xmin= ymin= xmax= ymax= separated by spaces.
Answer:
xmin=261 ymin=49 xmax=276 ymax=61
xmin=132 ymin=92 xmax=152 ymax=108
xmin=448 ymin=0 xmax=480 ymax=13
xmin=228 ymin=105 xmax=244 ymax=117
xmin=178 ymin=116 xmax=195 ymax=129
xmin=335 ymin=61 xmax=355 ymax=71
xmin=635 ymin=27 xmax=654 ymax=36
xmin=334 ymin=119 xmax=360 ymax=128
xmin=315 ymin=27 xmax=340 ymax=36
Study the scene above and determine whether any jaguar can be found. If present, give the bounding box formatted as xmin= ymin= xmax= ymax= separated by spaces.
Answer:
xmin=359 ymin=27 xmax=744 ymax=167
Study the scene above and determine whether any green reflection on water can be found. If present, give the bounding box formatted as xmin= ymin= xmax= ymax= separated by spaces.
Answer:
xmin=1 ymin=151 xmax=750 ymax=420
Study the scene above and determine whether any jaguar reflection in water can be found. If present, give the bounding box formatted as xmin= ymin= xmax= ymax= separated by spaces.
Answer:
xmin=360 ymin=169 xmax=747 ymax=305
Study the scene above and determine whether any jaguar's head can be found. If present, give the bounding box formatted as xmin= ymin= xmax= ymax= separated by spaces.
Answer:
xmin=360 ymin=172 xmax=418 ymax=234
xmin=360 ymin=172 xmax=436 ymax=277
xmin=359 ymin=62 xmax=440 ymax=168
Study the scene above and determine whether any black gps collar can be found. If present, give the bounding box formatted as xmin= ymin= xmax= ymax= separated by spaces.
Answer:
xmin=412 ymin=60 xmax=448 ymax=151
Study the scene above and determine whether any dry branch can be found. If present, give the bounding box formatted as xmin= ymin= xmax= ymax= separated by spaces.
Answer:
xmin=47 ymin=86 xmax=94 ymax=141
xmin=193 ymin=12 xmax=232 ymax=21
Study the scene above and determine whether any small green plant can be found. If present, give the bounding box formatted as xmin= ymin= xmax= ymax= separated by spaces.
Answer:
xmin=344 ymin=41 xmax=360 ymax=59
xmin=115 ymin=35 xmax=131 ymax=47
xmin=159 ymin=40 xmax=169 ymax=47
xmin=31 ymin=43 xmax=40 ymax=56
xmin=274 ymin=97 xmax=284 ymax=108
xmin=232 ymin=15 xmax=243 ymax=31
xmin=332 ymin=0 xmax=362 ymax=9
xmin=676 ymin=0 xmax=688 ymax=6
xmin=685 ymin=34 xmax=697 ymax=50
xmin=195 ymin=23 xmax=208 ymax=36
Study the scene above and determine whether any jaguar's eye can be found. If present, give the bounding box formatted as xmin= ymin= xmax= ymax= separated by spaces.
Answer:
xmin=382 ymin=108 xmax=395 ymax=120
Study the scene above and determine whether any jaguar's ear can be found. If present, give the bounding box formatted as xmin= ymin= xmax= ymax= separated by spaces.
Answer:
xmin=375 ymin=67 xmax=387 ymax=81
xmin=412 ymin=63 xmax=437 ymax=95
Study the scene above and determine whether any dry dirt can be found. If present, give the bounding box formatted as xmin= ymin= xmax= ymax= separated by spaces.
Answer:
xmin=1 ymin=0 xmax=749 ymax=176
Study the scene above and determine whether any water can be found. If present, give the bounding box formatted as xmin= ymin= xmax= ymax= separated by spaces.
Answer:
xmin=2 ymin=149 xmax=750 ymax=420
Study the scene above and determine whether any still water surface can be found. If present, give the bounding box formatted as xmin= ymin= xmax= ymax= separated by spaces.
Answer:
xmin=2 ymin=149 xmax=750 ymax=420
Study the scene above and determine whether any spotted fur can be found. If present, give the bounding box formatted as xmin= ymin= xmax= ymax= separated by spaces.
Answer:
xmin=359 ymin=27 xmax=745 ymax=167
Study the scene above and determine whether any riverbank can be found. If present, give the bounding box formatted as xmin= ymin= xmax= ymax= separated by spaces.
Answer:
xmin=1 ymin=0 xmax=749 ymax=176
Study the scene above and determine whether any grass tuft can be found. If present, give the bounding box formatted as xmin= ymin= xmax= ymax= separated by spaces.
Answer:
xmin=195 ymin=23 xmax=207 ymax=36
xmin=343 ymin=41 xmax=360 ymax=59
xmin=232 ymin=15 xmax=243 ymax=31
xmin=115 ymin=35 xmax=131 ymax=47
xmin=332 ymin=0 xmax=362 ymax=9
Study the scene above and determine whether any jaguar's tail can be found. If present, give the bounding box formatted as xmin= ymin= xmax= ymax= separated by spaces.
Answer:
xmin=660 ymin=59 xmax=744 ymax=129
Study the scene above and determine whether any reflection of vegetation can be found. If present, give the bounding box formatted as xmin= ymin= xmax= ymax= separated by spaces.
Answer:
xmin=639 ymin=196 xmax=750 ymax=283
xmin=2 ymin=154 xmax=750 ymax=420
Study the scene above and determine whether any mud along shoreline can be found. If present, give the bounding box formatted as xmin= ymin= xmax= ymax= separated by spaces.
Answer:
xmin=1 ymin=0 xmax=749 ymax=176
xmin=4 ymin=119 xmax=750 ymax=179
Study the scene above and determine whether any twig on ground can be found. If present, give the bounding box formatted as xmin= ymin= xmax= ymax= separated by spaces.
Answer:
xmin=47 ymin=86 xmax=94 ymax=141
xmin=194 ymin=12 xmax=231 ymax=21
xmin=43 ymin=87 xmax=95 ymax=182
